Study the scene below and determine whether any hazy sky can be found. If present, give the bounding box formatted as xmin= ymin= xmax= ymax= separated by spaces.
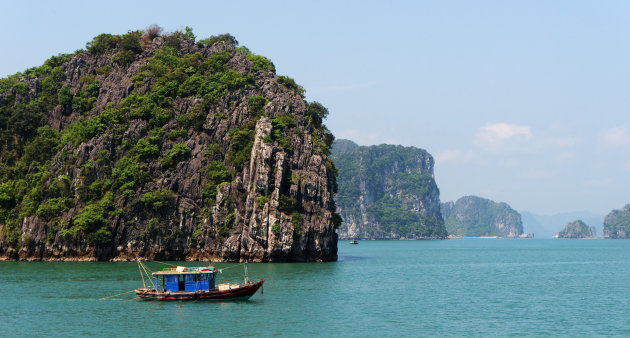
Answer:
xmin=2 ymin=0 xmax=629 ymax=215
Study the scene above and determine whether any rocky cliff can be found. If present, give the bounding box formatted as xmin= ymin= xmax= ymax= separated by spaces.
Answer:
xmin=441 ymin=196 xmax=524 ymax=237
xmin=331 ymin=140 xmax=447 ymax=240
xmin=603 ymin=204 xmax=630 ymax=238
xmin=0 ymin=28 xmax=339 ymax=261
xmin=555 ymin=220 xmax=594 ymax=238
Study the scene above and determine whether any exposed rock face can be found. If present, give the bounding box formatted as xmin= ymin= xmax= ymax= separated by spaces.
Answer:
xmin=0 ymin=31 xmax=338 ymax=261
xmin=441 ymin=196 xmax=523 ymax=237
xmin=555 ymin=220 xmax=593 ymax=238
xmin=331 ymin=139 xmax=447 ymax=240
xmin=603 ymin=205 xmax=630 ymax=238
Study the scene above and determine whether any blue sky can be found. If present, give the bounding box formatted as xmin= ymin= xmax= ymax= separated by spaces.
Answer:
xmin=2 ymin=0 xmax=629 ymax=215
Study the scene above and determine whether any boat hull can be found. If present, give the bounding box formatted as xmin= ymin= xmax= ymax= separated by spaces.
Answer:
xmin=135 ymin=279 xmax=265 ymax=301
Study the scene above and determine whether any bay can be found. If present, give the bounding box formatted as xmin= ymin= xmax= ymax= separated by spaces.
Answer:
xmin=2 ymin=239 xmax=630 ymax=336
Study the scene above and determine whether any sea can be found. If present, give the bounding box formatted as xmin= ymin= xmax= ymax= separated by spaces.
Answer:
xmin=2 ymin=239 xmax=630 ymax=337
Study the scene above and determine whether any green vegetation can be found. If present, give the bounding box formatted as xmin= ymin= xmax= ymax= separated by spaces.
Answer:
xmin=193 ymin=222 xmax=203 ymax=239
xmin=278 ymin=195 xmax=299 ymax=213
xmin=160 ymin=143 xmax=190 ymax=169
xmin=202 ymin=161 xmax=232 ymax=204
xmin=247 ymin=54 xmax=275 ymax=72
xmin=86 ymin=30 xmax=144 ymax=66
xmin=228 ymin=122 xmax=255 ymax=168
xmin=60 ymin=192 xmax=116 ymax=245
xmin=215 ymin=212 xmax=236 ymax=239
xmin=277 ymin=76 xmax=305 ymax=97
xmin=391 ymin=172 xmax=435 ymax=200
xmin=111 ymin=156 xmax=152 ymax=196
xmin=271 ymin=223 xmax=281 ymax=237
xmin=306 ymin=102 xmax=329 ymax=128
xmin=292 ymin=212 xmax=304 ymax=238
xmin=36 ymin=197 xmax=71 ymax=221
xmin=248 ymin=96 xmax=268 ymax=117
xmin=256 ymin=195 xmax=269 ymax=209
xmin=168 ymin=128 xmax=187 ymax=140
xmin=224 ymin=213 xmax=236 ymax=227
xmin=367 ymin=196 xmax=445 ymax=238
xmin=141 ymin=189 xmax=175 ymax=211
xmin=198 ymin=33 xmax=238 ymax=47
xmin=86 ymin=34 xmax=120 ymax=54
xmin=269 ymin=115 xmax=296 ymax=152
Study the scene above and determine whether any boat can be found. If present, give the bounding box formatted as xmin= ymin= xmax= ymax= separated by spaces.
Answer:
xmin=134 ymin=260 xmax=265 ymax=301
xmin=349 ymin=240 xmax=358 ymax=244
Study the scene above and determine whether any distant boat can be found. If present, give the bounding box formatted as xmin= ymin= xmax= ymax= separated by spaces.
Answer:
xmin=349 ymin=240 xmax=359 ymax=244
xmin=134 ymin=260 xmax=265 ymax=301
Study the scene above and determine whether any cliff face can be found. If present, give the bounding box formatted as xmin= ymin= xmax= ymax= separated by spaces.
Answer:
xmin=331 ymin=140 xmax=447 ymax=240
xmin=555 ymin=220 xmax=593 ymax=238
xmin=0 ymin=30 xmax=339 ymax=261
xmin=441 ymin=196 xmax=523 ymax=237
xmin=603 ymin=205 xmax=630 ymax=238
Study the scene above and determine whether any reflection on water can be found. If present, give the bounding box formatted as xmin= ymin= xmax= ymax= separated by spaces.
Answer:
xmin=338 ymin=255 xmax=368 ymax=262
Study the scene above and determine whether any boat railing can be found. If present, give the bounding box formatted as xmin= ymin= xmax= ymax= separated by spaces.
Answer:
xmin=155 ymin=266 xmax=215 ymax=273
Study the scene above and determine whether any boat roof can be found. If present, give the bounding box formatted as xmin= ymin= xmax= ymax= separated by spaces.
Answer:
xmin=152 ymin=266 xmax=216 ymax=276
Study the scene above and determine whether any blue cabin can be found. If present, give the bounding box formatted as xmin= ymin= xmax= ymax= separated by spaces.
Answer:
xmin=153 ymin=266 xmax=216 ymax=292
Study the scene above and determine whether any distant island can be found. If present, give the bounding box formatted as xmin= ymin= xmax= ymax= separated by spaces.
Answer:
xmin=441 ymin=196 xmax=530 ymax=238
xmin=521 ymin=211 xmax=603 ymax=238
xmin=603 ymin=204 xmax=630 ymax=238
xmin=331 ymin=139 xmax=447 ymax=240
xmin=554 ymin=220 xmax=594 ymax=238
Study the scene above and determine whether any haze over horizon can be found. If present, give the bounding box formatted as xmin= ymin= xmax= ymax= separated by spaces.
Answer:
xmin=2 ymin=0 xmax=629 ymax=215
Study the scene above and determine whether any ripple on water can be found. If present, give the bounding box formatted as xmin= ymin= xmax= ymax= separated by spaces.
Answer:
xmin=2 ymin=239 xmax=630 ymax=336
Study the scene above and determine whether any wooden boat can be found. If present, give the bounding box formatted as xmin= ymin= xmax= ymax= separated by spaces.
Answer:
xmin=134 ymin=261 xmax=265 ymax=301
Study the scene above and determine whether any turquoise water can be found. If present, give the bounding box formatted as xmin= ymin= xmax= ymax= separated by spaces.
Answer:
xmin=2 ymin=239 xmax=630 ymax=336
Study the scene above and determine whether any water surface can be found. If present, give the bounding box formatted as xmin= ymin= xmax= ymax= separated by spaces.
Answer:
xmin=2 ymin=239 xmax=630 ymax=336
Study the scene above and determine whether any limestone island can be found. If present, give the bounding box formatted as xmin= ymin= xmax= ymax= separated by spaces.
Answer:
xmin=441 ymin=195 xmax=533 ymax=238
xmin=0 ymin=27 xmax=339 ymax=262
xmin=554 ymin=220 xmax=595 ymax=238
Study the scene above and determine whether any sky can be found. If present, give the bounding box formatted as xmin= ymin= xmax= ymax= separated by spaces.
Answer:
xmin=1 ymin=0 xmax=629 ymax=215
